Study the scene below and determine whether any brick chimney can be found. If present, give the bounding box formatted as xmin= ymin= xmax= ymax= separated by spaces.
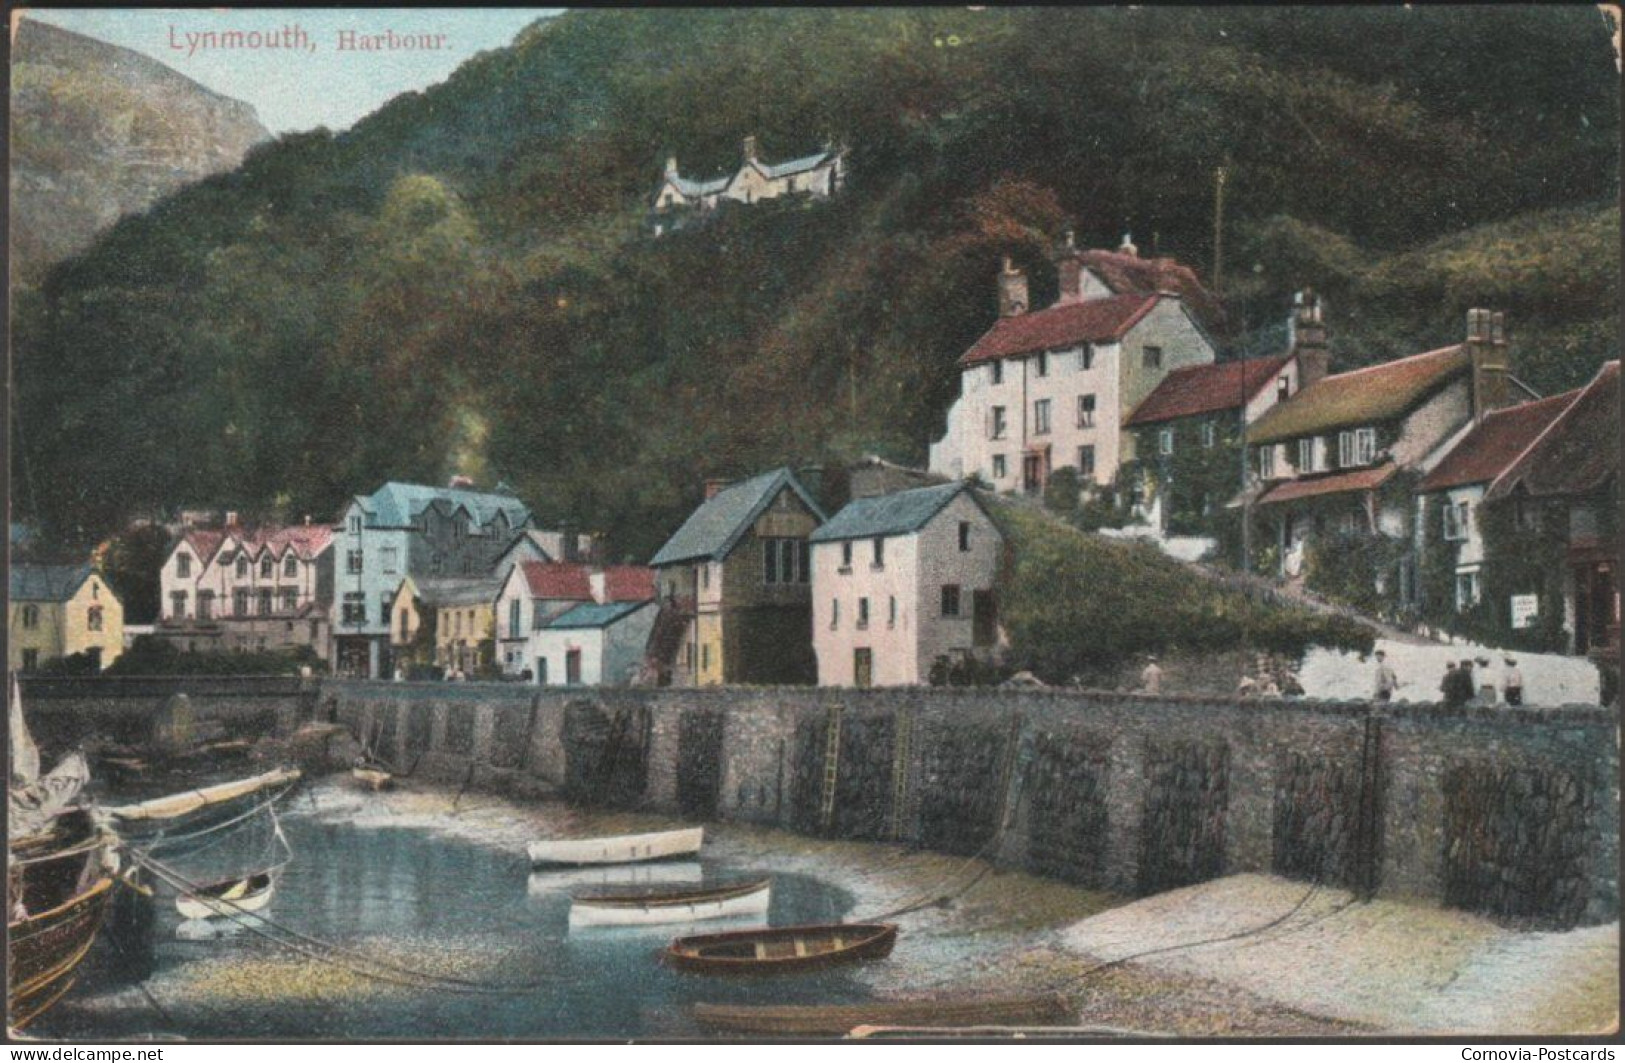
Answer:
xmin=1054 ymin=228 xmax=1085 ymax=305
xmin=703 ymin=478 xmax=730 ymax=500
xmin=742 ymin=135 xmax=758 ymax=163
xmin=1118 ymin=232 xmax=1139 ymax=258
xmin=1466 ymin=308 xmax=1512 ymax=422
xmin=225 ymin=511 xmax=240 ymax=527
xmin=449 ymin=474 xmax=474 ymax=488
xmin=997 ymin=256 xmax=1029 ymax=317
xmin=1290 ymin=288 xmax=1331 ymax=388
xmin=665 ymin=155 xmax=678 ymax=177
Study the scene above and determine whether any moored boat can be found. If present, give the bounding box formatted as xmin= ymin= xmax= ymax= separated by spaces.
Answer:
xmin=569 ymin=878 xmax=770 ymax=929
xmin=528 ymin=861 xmax=702 ymax=895
xmin=662 ymin=922 xmax=897 ymax=975
xmin=103 ymin=767 xmax=302 ymax=826
xmin=691 ymin=993 xmax=1075 ymax=1036
xmin=351 ymin=766 xmax=393 ymax=791
xmin=174 ymin=871 xmax=276 ymax=920
xmin=527 ymin=826 xmax=703 ymax=869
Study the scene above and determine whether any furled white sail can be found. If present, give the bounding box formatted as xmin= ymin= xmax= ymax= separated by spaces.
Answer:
xmin=9 ymin=672 xmax=40 ymax=786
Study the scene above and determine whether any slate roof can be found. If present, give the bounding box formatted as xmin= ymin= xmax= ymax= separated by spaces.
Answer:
xmin=1486 ymin=361 xmax=1619 ymax=503
xmin=650 ymin=468 xmax=826 ymax=567
xmin=1125 ymin=355 xmax=1292 ymax=427
xmin=959 ymin=293 xmax=1163 ymax=367
xmin=10 ymin=563 xmax=94 ymax=602
xmin=669 ymin=174 xmax=729 ymax=198
xmin=413 ymin=576 xmax=502 ymax=608
xmin=519 ymin=562 xmax=594 ymax=601
xmin=755 ymin=149 xmax=837 ymax=179
xmin=546 ymin=600 xmax=653 ymax=630
xmin=1419 ymin=391 xmax=1578 ymax=493
xmin=1247 ymin=345 xmax=1470 ymax=446
xmin=1255 ymin=463 xmax=1398 ymax=506
xmin=354 ymin=482 xmax=531 ymax=531
xmin=810 ymin=481 xmax=983 ymax=544
xmin=1067 ymin=249 xmax=1226 ymax=331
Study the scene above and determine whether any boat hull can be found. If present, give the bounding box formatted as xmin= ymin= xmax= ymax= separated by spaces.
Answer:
xmin=570 ymin=880 xmax=771 ymax=928
xmin=528 ymin=862 xmax=703 ymax=895
xmin=692 ymin=993 xmax=1075 ymax=1036
xmin=528 ymin=827 xmax=703 ymax=868
xmin=174 ymin=874 xmax=275 ymax=921
xmin=8 ymin=876 xmax=115 ymax=1031
xmin=351 ymin=768 xmax=393 ymax=792
xmin=663 ymin=922 xmax=898 ymax=976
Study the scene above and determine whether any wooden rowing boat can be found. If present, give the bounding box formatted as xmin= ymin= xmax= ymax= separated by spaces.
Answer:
xmin=663 ymin=922 xmax=897 ymax=975
xmin=104 ymin=767 xmax=302 ymax=824
xmin=569 ymin=878 xmax=771 ymax=928
xmin=691 ymin=993 xmax=1075 ymax=1036
xmin=174 ymin=871 xmax=276 ymax=920
xmin=351 ymin=766 xmax=393 ymax=791
xmin=527 ymin=826 xmax=703 ymax=868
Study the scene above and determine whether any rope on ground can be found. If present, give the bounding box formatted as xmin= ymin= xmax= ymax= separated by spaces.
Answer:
xmin=127 ymin=848 xmax=550 ymax=995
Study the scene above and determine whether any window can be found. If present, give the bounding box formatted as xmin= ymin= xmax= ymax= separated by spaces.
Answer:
xmin=1077 ymin=394 xmax=1096 ymax=428
xmin=176 ymin=553 xmax=191 ymax=578
xmin=87 ymin=606 xmax=104 ymax=632
xmin=235 ymin=556 xmax=249 ymax=578
xmin=1298 ymin=438 xmax=1316 ymax=472
xmin=941 ymin=584 xmax=962 ymax=617
xmin=1078 ymin=445 xmax=1096 ymax=478
xmin=700 ymin=644 xmax=709 ymax=673
xmin=830 ymin=599 xmax=840 ymax=629
xmin=784 ymin=539 xmax=802 ymax=583
xmin=1036 ymin=352 xmax=1048 ymax=377
xmin=958 ymin=521 xmax=971 ymax=552
xmin=1258 ymin=446 xmax=1276 ymax=479
xmin=841 ymin=541 xmax=853 ymax=570
xmin=198 ymin=591 xmax=214 ymax=620
xmin=1514 ymin=497 xmax=1539 ymax=531
xmin=763 ymin=538 xmax=807 ymax=584
xmin=170 ymin=591 xmax=188 ymax=618
xmin=400 ymin=607 xmax=411 ymax=641
xmin=1338 ymin=512 xmax=1359 ymax=536
xmin=872 ymin=537 xmax=885 ymax=569
xmin=258 ymin=588 xmax=273 ymax=616
xmin=989 ymin=406 xmax=1008 ymax=440
xmin=380 ymin=547 xmax=399 ymax=574
xmin=281 ymin=588 xmax=298 ymax=612
xmin=284 ymin=556 xmax=298 ymax=578
xmin=1278 ymin=376 xmax=1291 ymax=403
xmin=260 ymin=556 xmax=274 ymax=578
xmin=700 ymin=564 xmax=710 ymax=590
xmin=888 ymin=596 xmax=898 ymax=628
xmin=857 ymin=597 xmax=870 ymax=629
xmin=509 ymin=599 xmax=522 ymax=638
xmin=347 ymin=550 xmax=363 ymax=575
xmin=1455 ymin=569 xmax=1482 ymax=611
xmin=234 ymin=588 xmax=250 ymax=616
xmin=342 ymin=593 xmax=365 ymax=625
xmin=22 ymin=649 xmax=39 ymax=672
xmin=1034 ymin=399 xmax=1051 ymax=435
xmin=1201 ymin=422 xmax=1216 ymax=449
xmin=992 ymin=455 xmax=1007 ymax=480
xmin=348 ymin=515 xmax=362 ymax=534
xmin=1143 ymin=345 xmax=1163 ymax=370
xmin=798 ymin=541 xmax=811 ymax=584
xmin=991 ymin=360 xmax=1004 ymax=386
xmin=454 ymin=611 xmax=462 ymax=636
xmin=1158 ymin=428 xmax=1174 ymax=456
xmin=1079 ymin=345 xmax=1095 ymax=371
xmin=1442 ymin=500 xmax=1471 ymax=541
xmin=431 ymin=554 xmax=444 ymax=575
xmin=1338 ymin=428 xmax=1377 ymax=467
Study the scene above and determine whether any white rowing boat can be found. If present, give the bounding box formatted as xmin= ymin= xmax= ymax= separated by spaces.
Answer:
xmin=174 ymin=871 xmax=276 ymax=920
xmin=527 ymin=861 xmax=703 ymax=895
xmin=104 ymin=767 xmax=302 ymax=824
xmin=568 ymin=877 xmax=770 ymax=929
xmin=526 ymin=826 xmax=703 ymax=869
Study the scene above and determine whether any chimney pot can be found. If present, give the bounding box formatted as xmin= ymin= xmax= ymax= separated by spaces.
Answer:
xmin=703 ymin=477 xmax=730 ymax=500
xmin=997 ymin=257 xmax=1029 ymax=317
xmin=1119 ymin=232 xmax=1138 ymax=257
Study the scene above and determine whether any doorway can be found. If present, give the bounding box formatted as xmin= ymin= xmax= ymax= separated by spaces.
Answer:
xmin=854 ymin=648 xmax=873 ymax=688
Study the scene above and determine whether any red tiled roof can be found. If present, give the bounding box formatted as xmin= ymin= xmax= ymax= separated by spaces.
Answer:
xmin=1255 ymin=463 xmax=1398 ymax=506
xmin=959 ymin=293 xmax=1161 ymax=366
xmin=1125 ymin=355 xmax=1292 ymax=427
xmin=181 ymin=528 xmax=226 ymax=564
xmin=1071 ymin=250 xmax=1226 ymax=332
xmin=599 ymin=565 xmax=656 ymax=602
xmin=1419 ymin=391 xmax=1580 ymax=493
xmin=1247 ymin=345 xmax=1470 ymax=445
xmin=520 ymin=561 xmax=595 ymax=600
xmin=1486 ymin=361 xmax=1619 ymax=502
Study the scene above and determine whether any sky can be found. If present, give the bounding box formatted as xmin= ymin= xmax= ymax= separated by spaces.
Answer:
xmin=19 ymin=8 xmax=560 ymax=134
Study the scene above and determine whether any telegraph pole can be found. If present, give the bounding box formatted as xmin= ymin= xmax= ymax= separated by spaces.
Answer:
xmin=1212 ymin=164 xmax=1228 ymax=298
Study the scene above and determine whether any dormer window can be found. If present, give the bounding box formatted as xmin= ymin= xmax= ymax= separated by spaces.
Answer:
xmin=349 ymin=515 xmax=362 ymax=534
xmin=260 ymin=556 xmax=274 ymax=578
xmin=284 ymin=556 xmax=298 ymax=577
xmin=1278 ymin=375 xmax=1291 ymax=403
xmin=1338 ymin=428 xmax=1377 ymax=467
xmin=1143 ymin=345 xmax=1163 ymax=370
xmin=235 ymin=556 xmax=249 ymax=578
xmin=177 ymin=553 xmax=191 ymax=578
xmin=1298 ymin=438 xmax=1316 ymax=472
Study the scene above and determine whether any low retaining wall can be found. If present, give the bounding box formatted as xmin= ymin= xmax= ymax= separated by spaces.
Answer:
xmin=322 ymin=680 xmax=1619 ymax=929
xmin=19 ymin=675 xmax=318 ymax=749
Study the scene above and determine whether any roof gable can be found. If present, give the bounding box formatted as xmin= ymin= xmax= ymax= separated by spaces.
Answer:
xmin=1419 ymin=390 xmax=1577 ymax=493
xmin=519 ymin=561 xmax=595 ymax=601
xmin=650 ymin=468 xmax=827 ymax=566
xmin=361 ymin=482 xmax=531 ymax=531
xmin=1247 ymin=345 xmax=1470 ymax=445
xmin=810 ymin=482 xmax=987 ymax=544
xmin=1126 ymin=355 xmax=1292 ymax=427
xmin=1486 ymin=361 xmax=1619 ymax=502
xmin=1070 ymin=249 xmax=1225 ymax=331
xmin=959 ymin=293 xmax=1163 ymax=367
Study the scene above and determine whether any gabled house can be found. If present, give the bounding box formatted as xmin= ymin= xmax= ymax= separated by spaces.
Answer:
xmin=492 ymin=561 xmax=655 ymax=682
xmin=333 ymin=480 xmax=534 ymax=677
xmin=1124 ymin=290 xmax=1331 ymax=535
xmin=929 ymin=234 xmax=1218 ymax=496
xmin=809 ymin=481 xmax=1004 ymax=688
xmin=648 ymin=468 xmax=827 ymax=686
xmin=10 ymin=564 xmax=123 ymax=673
xmin=651 ymin=135 xmax=846 ymax=233
xmin=157 ymin=519 xmax=334 ymax=657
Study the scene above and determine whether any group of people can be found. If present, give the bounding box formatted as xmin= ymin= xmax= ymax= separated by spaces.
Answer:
xmin=1372 ymin=649 xmax=1525 ymax=707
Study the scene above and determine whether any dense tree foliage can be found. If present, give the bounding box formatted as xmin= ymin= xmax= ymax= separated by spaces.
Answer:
xmin=14 ymin=8 xmax=1617 ymax=557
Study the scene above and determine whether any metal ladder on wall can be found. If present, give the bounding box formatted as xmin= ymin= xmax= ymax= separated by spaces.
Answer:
xmin=888 ymin=706 xmax=913 ymax=841
xmin=818 ymin=704 xmax=844 ymax=833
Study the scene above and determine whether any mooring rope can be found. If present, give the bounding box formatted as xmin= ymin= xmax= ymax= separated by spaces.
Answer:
xmin=127 ymin=848 xmax=549 ymax=995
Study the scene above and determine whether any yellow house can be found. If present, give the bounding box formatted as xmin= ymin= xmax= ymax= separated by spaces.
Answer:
xmin=9 ymin=564 xmax=124 ymax=673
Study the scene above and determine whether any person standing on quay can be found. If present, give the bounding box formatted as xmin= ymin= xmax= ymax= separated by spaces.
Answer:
xmin=1503 ymin=657 xmax=1524 ymax=706
xmin=1373 ymin=650 xmax=1399 ymax=703
xmin=1140 ymin=655 xmax=1163 ymax=695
